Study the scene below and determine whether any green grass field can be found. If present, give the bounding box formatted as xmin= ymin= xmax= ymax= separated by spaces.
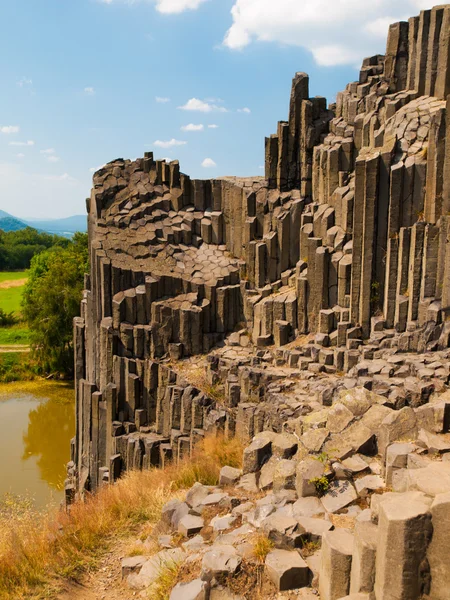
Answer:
xmin=0 ymin=271 xmax=28 ymax=315
xmin=0 ymin=326 xmax=30 ymax=345
xmin=0 ymin=271 xmax=28 ymax=283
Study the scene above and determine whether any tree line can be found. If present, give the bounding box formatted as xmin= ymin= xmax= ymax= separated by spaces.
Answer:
xmin=0 ymin=227 xmax=70 ymax=271
xmin=21 ymin=232 xmax=89 ymax=378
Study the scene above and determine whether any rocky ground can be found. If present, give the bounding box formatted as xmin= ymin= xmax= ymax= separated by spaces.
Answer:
xmin=108 ymin=382 xmax=450 ymax=600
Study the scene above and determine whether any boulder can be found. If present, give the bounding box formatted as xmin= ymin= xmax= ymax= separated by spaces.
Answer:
xmin=327 ymin=403 xmax=354 ymax=433
xmin=296 ymin=458 xmax=325 ymax=497
xmin=201 ymin=545 xmax=241 ymax=578
xmin=377 ymin=407 xmax=417 ymax=456
xmin=178 ymin=515 xmax=204 ymax=537
xmin=186 ymin=482 xmax=211 ymax=508
xmin=128 ymin=548 xmax=184 ymax=590
xmin=121 ymin=555 xmax=146 ymax=579
xmin=170 ymin=579 xmax=209 ymax=600
xmin=261 ymin=514 xmax=301 ymax=548
xmin=272 ymin=432 xmax=298 ymax=458
xmin=321 ymin=480 xmax=357 ymax=513
xmin=417 ymin=428 xmax=450 ymax=453
xmin=354 ymin=475 xmax=385 ymax=497
xmin=273 ymin=459 xmax=297 ymax=492
xmin=406 ymin=461 xmax=450 ymax=496
xmin=301 ymin=428 xmax=329 ymax=452
xmin=243 ymin=437 xmax=272 ymax=473
xmin=265 ymin=549 xmax=310 ymax=591
xmin=292 ymin=496 xmax=325 ymax=518
xmin=210 ymin=514 xmax=237 ymax=532
xmin=219 ymin=466 xmax=242 ymax=486
xmin=297 ymin=516 xmax=333 ymax=541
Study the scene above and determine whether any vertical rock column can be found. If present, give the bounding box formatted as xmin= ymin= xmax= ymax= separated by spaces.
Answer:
xmin=374 ymin=495 xmax=432 ymax=600
xmin=287 ymin=72 xmax=309 ymax=190
xmin=359 ymin=152 xmax=380 ymax=337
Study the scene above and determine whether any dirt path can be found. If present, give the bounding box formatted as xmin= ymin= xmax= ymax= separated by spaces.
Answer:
xmin=0 ymin=344 xmax=29 ymax=353
xmin=55 ymin=540 xmax=136 ymax=600
xmin=0 ymin=278 xmax=27 ymax=289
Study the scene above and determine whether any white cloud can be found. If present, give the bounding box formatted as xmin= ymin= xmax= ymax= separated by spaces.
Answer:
xmin=10 ymin=140 xmax=34 ymax=146
xmin=47 ymin=155 xmax=60 ymax=163
xmin=100 ymin=0 xmax=208 ymax=12
xmin=181 ymin=123 xmax=204 ymax=131
xmin=17 ymin=77 xmax=32 ymax=87
xmin=222 ymin=0 xmax=450 ymax=66
xmin=201 ymin=158 xmax=216 ymax=168
xmin=89 ymin=164 xmax=107 ymax=173
xmin=43 ymin=173 xmax=77 ymax=182
xmin=154 ymin=138 xmax=187 ymax=148
xmin=237 ymin=107 xmax=251 ymax=113
xmin=15 ymin=153 xmax=25 ymax=159
xmin=90 ymin=165 xmax=106 ymax=173
xmin=208 ymin=124 xmax=219 ymax=129
xmin=178 ymin=98 xmax=228 ymax=113
xmin=84 ymin=87 xmax=95 ymax=95
xmin=156 ymin=96 xmax=171 ymax=103
xmin=40 ymin=148 xmax=55 ymax=155
xmin=1 ymin=126 xmax=19 ymax=134
xmin=155 ymin=0 xmax=209 ymax=13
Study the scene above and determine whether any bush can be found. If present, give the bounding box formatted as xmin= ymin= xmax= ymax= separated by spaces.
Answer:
xmin=0 ymin=308 xmax=18 ymax=327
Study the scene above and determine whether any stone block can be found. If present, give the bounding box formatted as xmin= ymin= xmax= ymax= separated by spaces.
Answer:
xmin=242 ymin=436 xmax=272 ymax=473
xmin=428 ymin=491 xmax=450 ymax=599
xmin=349 ymin=521 xmax=377 ymax=594
xmin=265 ymin=549 xmax=310 ymax=591
xmin=320 ymin=480 xmax=357 ymax=514
xmin=374 ymin=494 xmax=432 ymax=600
xmin=170 ymin=579 xmax=208 ymax=600
xmin=319 ymin=529 xmax=354 ymax=600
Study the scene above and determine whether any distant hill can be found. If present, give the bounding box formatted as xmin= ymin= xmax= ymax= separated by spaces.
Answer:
xmin=0 ymin=215 xmax=29 ymax=232
xmin=0 ymin=210 xmax=87 ymax=236
xmin=25 ymin=215 xmax=87 ymax=236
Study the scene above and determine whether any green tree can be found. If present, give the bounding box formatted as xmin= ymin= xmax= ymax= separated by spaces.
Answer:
xmin=0 ymin=226 xmax=69 ymax=270
xmin=21 ymin=232 xmax=89 ymax=377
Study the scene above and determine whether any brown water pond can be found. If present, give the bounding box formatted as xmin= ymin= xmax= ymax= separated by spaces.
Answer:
xmin=0 ymin=381 xmax=75 ymax=507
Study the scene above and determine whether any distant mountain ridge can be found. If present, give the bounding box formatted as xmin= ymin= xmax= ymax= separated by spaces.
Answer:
xmin=0 ymin=210 xmax=87 ymax=236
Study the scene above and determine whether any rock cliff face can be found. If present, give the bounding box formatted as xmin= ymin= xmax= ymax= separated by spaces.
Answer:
xmin=68 ymin=4 xmax=450 ymax=499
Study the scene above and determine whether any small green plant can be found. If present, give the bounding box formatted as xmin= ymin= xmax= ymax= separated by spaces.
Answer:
xmin=309 ymin=476 xmax=330 ymax=497
xmin=314 ymin=452 xmax=330 ymax=465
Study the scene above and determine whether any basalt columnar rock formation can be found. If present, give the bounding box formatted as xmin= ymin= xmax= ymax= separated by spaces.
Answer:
xmin=68 ymin=5 xmax=450 ymax=597
xmin=68 ymin=0 xmax=450 ymax=568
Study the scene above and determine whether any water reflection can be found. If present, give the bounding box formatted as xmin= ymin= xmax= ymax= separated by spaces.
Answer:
xmin=0 ymin=382 xmax=75 ymax=506
xmin=22 ymin=397 xmax=75 ymax=490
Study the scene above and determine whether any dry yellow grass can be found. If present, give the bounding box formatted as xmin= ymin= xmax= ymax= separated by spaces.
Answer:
xmin=252 ymin=534 xmax=274 ymax=564
xmin=0 ymin=435 xmax=243 ymax=600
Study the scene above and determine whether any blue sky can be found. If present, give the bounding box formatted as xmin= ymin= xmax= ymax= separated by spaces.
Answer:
xmin=0 ymin=0 xmax=444 ymax=219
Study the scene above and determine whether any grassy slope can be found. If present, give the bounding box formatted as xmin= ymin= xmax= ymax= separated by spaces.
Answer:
xmin=0 ymin=436 xmax=243 ymax=600
xmin=0 ymin=326 xmax=30 ymax=345
xmin=0 ymin=286 xmax=24 ymax=314
xmin=0 ymin=272 xmax=28 ymax=283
